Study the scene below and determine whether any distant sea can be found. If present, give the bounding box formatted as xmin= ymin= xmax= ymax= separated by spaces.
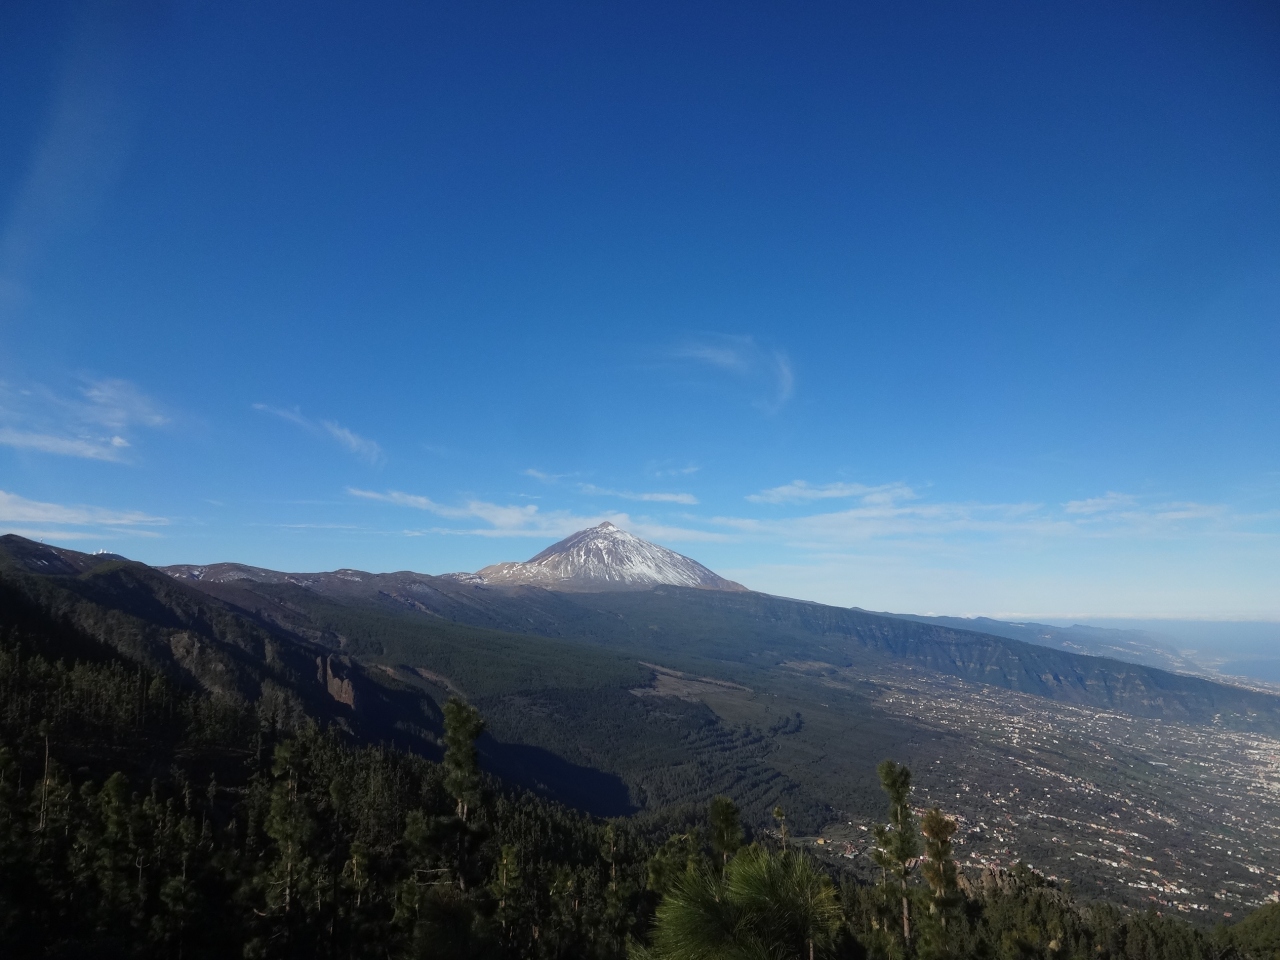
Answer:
xmin=1045 ymin=618 xmax=1280 ymax=684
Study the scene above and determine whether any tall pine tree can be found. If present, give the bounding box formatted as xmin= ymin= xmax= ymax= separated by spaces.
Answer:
xmin=442 ymin=698 xmax=484 ymax=823
xmin=873 ymin=760 xmax=920 ymax=949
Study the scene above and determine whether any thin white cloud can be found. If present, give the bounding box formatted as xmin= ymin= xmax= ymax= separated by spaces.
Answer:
xmin=1059 ymin=494 xmax=1232 ymax=531
xmin=717 ymin=485 xmax=1261 ymax=550
xmin=0 ymin=377 xmax=166 ymax=462
xmin=348 ymin=487 xmax=717 ymax=542
xmin=0 ymin=528 xmax=110 ymax=542
xmin=80 ymin=378 xmax=168 ymax=429
xmin=771 ymin=351 xmax=794 ymax=407
xmin=677 ymin=343 xmax=752 ymax=373
xmin=321 ymin=421 xmax=383 ymax=464
xmin=1064 ymin=491 xmax=1135 ymax=515
xmin=0 ymin=428 xmax=126 ymax=461
xmin=0 ymin=489 xmax=167 ymax=528
xmin=254 ymin=404 xmax=383 ymax=465
xmin=578 ymin=483 xmax=698 ymax=505
xmin=625 ymin=522 xmax=729 ymax=543
xmin=635 ymin=492 xmax=700 ymax=505
xmin=349 ymin=475 xmax=1271 ymax=588
xmin=1147 ymin=502 xmax=1225 ymax=522
xmin=747 ymin=480 xmax=916 ymax=505
xmin=651 ymin=463 xmax=701 ymax=477
xmin=712 ymin=498 xmax=1052 ymax=547
xmin=348 ymin=488 xmax=453 ymax=514
xmin=523 ymin=468 xmax=573 ymax=483
xmin=674 ymin=334 xmax=795 ymax=413
xmin=256 ymin=523 xmax=362 ymax=530
xmin=252 ymin=403 xmax=310 ymax=429
xmin=350 ymin=487 xmax=551 ymax=532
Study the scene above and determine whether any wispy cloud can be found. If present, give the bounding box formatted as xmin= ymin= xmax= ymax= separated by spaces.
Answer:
xmin=357 ymin=474 xmax=1270 ymax=552
xmin=254 ymin=404 xmax=383 ymax=465
xmin=349 ymin=487 xmax=555 ymax=534
xmin=0 ymin=377 xmax=166 ymax=462
xmin=674 ymin=334 xmax=794 ymax=413
xmin=1064 ymin=491 xmax=1135 ymax=515
xmin=578 ymin=483 xmax=698 ymax=505
xmin=0 ymin=428 xmax=127 ymax=461
xmin=713 ymin=492 xmax=1045 ymax=548
xmin=1063 ymin=496 xmax=1231 ymax=530
xmin=345 ymin=472 xmax=1280 ymax=617
xmin=678 ymin=342 xmax=753 ymax=373
xmin=650 ymin=463 xmax=701 ymax=478
xmin=723 ymin=482 xmax=1267 ymax=549
xmin=348 ymin=488 xmax=457 ymax=514
xmin=0 ymin=529 xmax=111 ymax=542
xmin=525 ymin=467 xmax=700 ymax=502
xmin=347 ymin=487 xmax=720 ymax=542
xmin=0 ymin=490 xmax=168 ymax=539
xmin=252 ymin=404 xmax=310 ymax=429
xmin=747 ymin=480 xmax=916 ymax=505
xmin=253 ymin=522 xmax=362 ymax=531
xmin=772 ymin=354 xmax=794 ymax=408
xmin=321 ymin=421 xmax=382 ymax=463
xmin=79 ymin=378 xmax=168 ymax=429
xmin=617 ymin=523 xmax=729 ymax=543
xmin=711 ymin=485 xmax=1280 ymax=617
xmin=523 ymin=468 xmax=574 ymax=483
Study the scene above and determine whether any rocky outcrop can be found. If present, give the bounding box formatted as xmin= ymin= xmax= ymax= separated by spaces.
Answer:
xmin=318 ymin=654 xmax=357 ymax=709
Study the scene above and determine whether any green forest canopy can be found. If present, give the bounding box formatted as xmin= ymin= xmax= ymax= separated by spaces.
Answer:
xmin=2 ymin=612 xmax=1278 ymax=960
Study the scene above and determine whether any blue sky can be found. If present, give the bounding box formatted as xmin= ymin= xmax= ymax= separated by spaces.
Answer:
xmin=1 ymin=0 xmax=1278 ymax=619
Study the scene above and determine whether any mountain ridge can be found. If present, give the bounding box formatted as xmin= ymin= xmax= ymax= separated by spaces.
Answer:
xmin=147 ymin=528 xmax=1280 ymax=733
xmin=14 ymin=528 xmax=1280 ymax=737
xmin=874 ymin=611 xmax=1199 ymax=673
xmin=149 ymin=525 xmax=1280 ymax=727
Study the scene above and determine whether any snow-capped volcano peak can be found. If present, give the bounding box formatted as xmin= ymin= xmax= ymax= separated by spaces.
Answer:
xmin=470 ymin=522 xmax=746 ymax=592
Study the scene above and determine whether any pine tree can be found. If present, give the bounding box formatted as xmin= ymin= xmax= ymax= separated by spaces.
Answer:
xmin=442 ymin=698 xmax=484 ymax=823
xmin=873 ymin=759 xmax=920 ymax=950
xmin=645 ymin=831 xmax=703 ymax=898
xmin=919 ymin=807 xmax=959 ymax=920
xmin=263 ymin=742 xmax=317 ymax=939
xmin=773 ymin=804 xmax=789 ymax=849
xmin=708 ymin=795 xmax=743 ymax=867
xmin=489 ymin=842 xmax=523 ymax=941
xmin=648 ymin=845 xmax=841 ymax=960
xmin=917 ymin=806 xmax=962 ymax=960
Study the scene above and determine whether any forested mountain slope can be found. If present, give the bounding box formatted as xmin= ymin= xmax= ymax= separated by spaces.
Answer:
xmin=7 ymin=535 xmax=1280 ymax=908
xmin=1 ymin=547 xmax=1276 ymax=960
xmin=158 ymin=545 xmax=1280 ymax=734
xmin=3 ymin=536 xmax=911 ymax=825
xmin=0 ymin=573 xmax=667 ymax=958
xmin=0 ymin=536 xmax=647 ymax=813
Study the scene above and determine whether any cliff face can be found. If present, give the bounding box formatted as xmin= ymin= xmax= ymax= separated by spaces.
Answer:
xmin=319 ymin=654 xmax=357 ymax=709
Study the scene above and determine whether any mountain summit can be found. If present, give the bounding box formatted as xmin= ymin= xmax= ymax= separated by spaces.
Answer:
xmin=469 ymin=522 xmax=746 ymax=592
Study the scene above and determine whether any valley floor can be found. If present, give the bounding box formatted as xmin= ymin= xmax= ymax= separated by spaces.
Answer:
xmin=773 ymin=664 xmax=1280 ymax=916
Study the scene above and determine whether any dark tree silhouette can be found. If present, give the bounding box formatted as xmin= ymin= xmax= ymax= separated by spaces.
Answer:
xmin=873 ymin=759 xmax=920 ymax=948
xmin=442 ymin=697 xmax=484 ymax=822
xmin=708 ymin=795 xmax=743 ymax=866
